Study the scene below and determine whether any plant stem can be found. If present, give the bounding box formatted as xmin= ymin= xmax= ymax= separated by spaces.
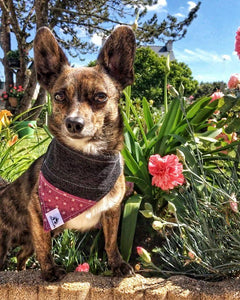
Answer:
xmin=164 ymin=74 xmax=168 ymax=113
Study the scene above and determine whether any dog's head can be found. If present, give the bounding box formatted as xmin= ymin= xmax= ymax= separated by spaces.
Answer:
xmin=34 ymin=26 xmax=136 ymax=154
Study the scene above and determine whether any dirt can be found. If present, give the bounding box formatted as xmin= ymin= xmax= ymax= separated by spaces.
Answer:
xmin=0 ymin=270 xmax=240 ymax=299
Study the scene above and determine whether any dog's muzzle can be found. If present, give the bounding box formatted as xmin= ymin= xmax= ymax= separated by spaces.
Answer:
xmin=65 ymin=116 xmax=85 ymax=134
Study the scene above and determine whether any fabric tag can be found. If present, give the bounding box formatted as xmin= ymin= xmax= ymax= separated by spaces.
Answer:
xmin=45 ymin=208 xmax=64 ymax=230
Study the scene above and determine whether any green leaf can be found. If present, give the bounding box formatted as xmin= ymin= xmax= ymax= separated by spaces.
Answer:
xmin=142 ymin=97 xmax=154 ymax=130
xmin=125 ymin=176 xmax=152 ymax=198
xmin=186 ymin=97 xmax=211 ymax=119
xmin=220 ymin=95 xmax=239 ymax=114
xmin=154 ymin=98 xmax=181 ymax=153
xmin=120 ymin=195 xmax=142 ymax=262
xmin=190 ymin=100 xmax=218 ymax=126
xmin=121 ymin=147 xmax=140 ymax=175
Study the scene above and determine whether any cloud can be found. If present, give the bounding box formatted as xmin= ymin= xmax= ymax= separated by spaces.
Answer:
xmin=222 ymin=55 xmax=231 ymax=61
xmin=174 ymin=13 xmax=185 ymax=18
xmin=187 ymin=1 xmax=197 ymax=11
xmin=145 ymin=0 xmax=167 ymax=12
xmin=175 ymin=48 xmax=232 ymax=63
xmin=91 ymin=33 xmax=103 ymax=47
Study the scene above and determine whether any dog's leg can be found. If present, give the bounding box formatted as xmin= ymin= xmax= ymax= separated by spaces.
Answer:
xmin=0 ymin=229 xmax=11 ymax=270
xmin=29 ymin=201 xmax=66 ymax=281
xmin=16 ymin=239 xmax=34 ymax=271
xmin=102 ymin=205 xmax=134 ymax=276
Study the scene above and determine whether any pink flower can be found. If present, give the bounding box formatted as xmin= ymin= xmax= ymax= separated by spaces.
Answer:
xmin=230 ymin=201 xmax=238 ymax=213
xmin=235 ymin=27 xmax=240 ymax=59
xmin=136 ymin=247 xmax=151 ymax=263
xmin=229 ymin=194 xmax=238 ymax=213
xmin=210 ymin=91 xmax=224 ymax=103
xmin=228 ymin=73 xmax=240 ymax=89
xmin=148 ymin=154 xmax=184 ymax=191
xmin=75 ymin=262 xmax=90 ymax=272
xmin=28 ymin=122 xmax=35 ymax=129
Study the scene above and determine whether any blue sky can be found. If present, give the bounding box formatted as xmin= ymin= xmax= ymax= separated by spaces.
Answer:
xmin=88 ymin=0 xmax=240 ymax=84
xmin=70 ymin=0 xmax=240 ymax=84
xmin=149 ymin=0 xmax=240 ymax=83
xmin=1 ymin=1 xmax=240 ymax=84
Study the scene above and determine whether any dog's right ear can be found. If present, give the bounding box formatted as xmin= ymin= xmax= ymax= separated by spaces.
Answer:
xmin=34 ymin=27 xmax=69 ymax=91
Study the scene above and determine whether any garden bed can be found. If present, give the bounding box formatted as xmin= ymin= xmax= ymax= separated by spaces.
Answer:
xmin=0 ymin=270 xmax=240 ymax=299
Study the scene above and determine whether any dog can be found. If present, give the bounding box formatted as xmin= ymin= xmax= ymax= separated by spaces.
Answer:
xmin=0 ymin=25 xmax=136 ymax=282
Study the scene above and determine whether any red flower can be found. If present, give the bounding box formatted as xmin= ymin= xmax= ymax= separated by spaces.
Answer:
xmin=235 ymin=27 xmax=240 ymax=59
xmin=75 ymin=262 xmax=90 ymax=272
xmin=148 ymin=154 xmax=184 ymax=191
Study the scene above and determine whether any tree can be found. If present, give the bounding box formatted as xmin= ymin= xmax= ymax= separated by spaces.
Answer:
xmin=0 ymin=0 xmax=201 ymax=118
xmin=132 ymin=47 xmax=198 ymax=106
xmin=194 ymin=81 xmax=227 ymax=99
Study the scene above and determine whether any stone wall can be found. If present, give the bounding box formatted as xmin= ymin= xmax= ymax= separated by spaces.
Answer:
xmin=0 ymin=271 xmax=240 ymax=299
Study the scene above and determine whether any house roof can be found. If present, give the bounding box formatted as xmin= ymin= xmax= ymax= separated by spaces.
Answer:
xmin=149 ymin=41 xmax=175 ymax=61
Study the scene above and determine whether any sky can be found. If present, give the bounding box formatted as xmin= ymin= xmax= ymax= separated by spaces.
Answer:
xmin=88 ymin=0 xmax=240 ymax=84
xmin=1 ymin=1 xmax=240 ymax=84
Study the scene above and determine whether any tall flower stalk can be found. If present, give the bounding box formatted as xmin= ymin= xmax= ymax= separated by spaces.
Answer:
xmin=164 ymin=54 xmax=170 ymax=113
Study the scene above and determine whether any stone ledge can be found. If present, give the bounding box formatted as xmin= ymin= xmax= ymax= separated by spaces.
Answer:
xmin=0 ymin=270 xmax=240 ymax=299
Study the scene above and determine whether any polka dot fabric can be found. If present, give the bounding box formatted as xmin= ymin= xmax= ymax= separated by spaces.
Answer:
xmin=38 ymin=171 xmax=96 ymax=231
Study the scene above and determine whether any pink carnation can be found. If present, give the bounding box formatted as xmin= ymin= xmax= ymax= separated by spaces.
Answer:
xmin=235 ymin=27 xmax=240 ymax=59
xmin=210 ymin=91 xmax=224 ymax=103
xmin=228 ymin=73 xmax=240 ymax=89
xmin=75 ymin=262 xmax=90 ymax=272
xmin=148 ymin=154 xmax=184 ymax=191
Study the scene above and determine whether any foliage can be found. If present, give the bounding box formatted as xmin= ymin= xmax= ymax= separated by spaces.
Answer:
xmin=137 ymin=161 xmax=240 ymax=280
xmin=52 ymin=230 xmax=108 ymax=274
xmin=6 ymin=49 xmax=20 ymax=60
xmin=218 ymin=90 xmax=240 ymax=135
xmin=120 ymin=85 xmax=240 ymax=271
xmin=0 ymin=109 xmax=50 ymax=181
xmin=132 ymin=47 xmax=198 ymax=106
xmin=194 ymin=81 xmax=227 ymax=99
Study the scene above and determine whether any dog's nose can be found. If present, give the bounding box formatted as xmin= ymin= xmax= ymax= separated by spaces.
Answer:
xmin=65 ymin=117 xmax=85 ymax=134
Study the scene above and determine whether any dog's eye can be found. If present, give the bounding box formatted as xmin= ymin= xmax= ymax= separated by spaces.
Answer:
xmin=54 ymin=92 xmax=66 ymax=103
xmin=94 ymin=92 xmax=108 ymax=103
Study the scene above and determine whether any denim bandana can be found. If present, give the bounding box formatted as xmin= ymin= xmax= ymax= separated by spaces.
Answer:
xmin=39 ymin=138 xmax=121 ymax=231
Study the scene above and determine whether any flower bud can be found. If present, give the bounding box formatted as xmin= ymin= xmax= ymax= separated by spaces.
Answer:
xmin=167 ymin=84 xmax=179 ymax=98
xmin=152 ymin=221 xmax=164 ymax=231
xmin=144 ymin=202 xmax=153 ymax=212
xmin=140 ymin=210 xmax=153 ymax=218
xmin=136 ymin=247 xmax=151 ymax=263
xmin=165 ymin=54 xmax=170 ymax=74
xmin=176 ymin=149 xmax=186 ymax=164
xmin=168 ymin=202 xmax=176 ymax=213
xmin=179 ymin=82 xmax=185 ymax=96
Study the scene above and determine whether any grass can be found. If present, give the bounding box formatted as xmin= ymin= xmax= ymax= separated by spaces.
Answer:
xmin=0 ymin=127 xmax=50 ymax=181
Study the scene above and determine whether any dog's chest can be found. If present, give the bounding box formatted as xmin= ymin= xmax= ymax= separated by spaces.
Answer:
xmin=38 ymin=138 xmax=121 ymax=231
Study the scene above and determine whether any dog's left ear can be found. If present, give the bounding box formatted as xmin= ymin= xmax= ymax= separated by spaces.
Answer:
xmin=97 ymin=26 xmax=136 ymax=89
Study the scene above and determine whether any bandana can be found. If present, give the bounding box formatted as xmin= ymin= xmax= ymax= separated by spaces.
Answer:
xmin=39 ymin=138 xmax=121 ymax=231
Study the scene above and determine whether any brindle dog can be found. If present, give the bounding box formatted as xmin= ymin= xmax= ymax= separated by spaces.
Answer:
xmin=0 ymin=26 xmax=136 ymax=281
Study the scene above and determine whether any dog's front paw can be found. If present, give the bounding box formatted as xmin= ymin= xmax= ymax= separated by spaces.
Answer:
xmin=41 ymin=266 xmax=66 ymax=282
xmin=112 ymin=261 xmax=135 ymax=277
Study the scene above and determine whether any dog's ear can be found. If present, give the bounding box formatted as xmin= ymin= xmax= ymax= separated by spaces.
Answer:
xmin=34 ymin=27 xmax=69 ymax=90
xmin=97 ymin=26 xmax=136 ymax=89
